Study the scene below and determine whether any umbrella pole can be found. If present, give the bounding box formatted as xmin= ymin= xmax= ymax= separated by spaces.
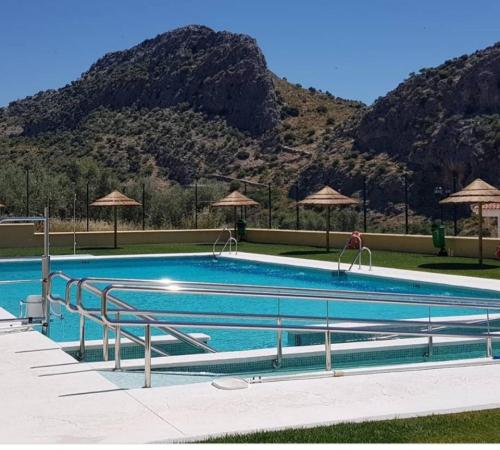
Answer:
xmin=326 ymin=207 xmax=331 ymax=252
xmin=114 ymin=206 xmax=118 ymax=249
xmin=479 ymin=203 xmax=483 ymax=265
xmin=234 ymin=206 xmax=237 ymax=236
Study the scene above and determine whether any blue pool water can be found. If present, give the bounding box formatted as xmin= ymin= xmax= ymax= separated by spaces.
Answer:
xmin=0 ymin=255 xmax=498 ymax=351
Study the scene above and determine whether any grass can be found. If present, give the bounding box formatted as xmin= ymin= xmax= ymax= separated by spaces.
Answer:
xmin=2 ymin=240 xmax=500 ymax=279
xmin=3 ymin=239 xmax=500 ymax=443
xmin=203 ymin=408 xmax=500 ymax=443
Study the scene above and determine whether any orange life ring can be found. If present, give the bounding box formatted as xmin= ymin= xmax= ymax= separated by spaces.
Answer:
xmin=496 ymin=244 xmax=500 ymax=259
xmin=347 ymin=231 xmax=362 ymax=250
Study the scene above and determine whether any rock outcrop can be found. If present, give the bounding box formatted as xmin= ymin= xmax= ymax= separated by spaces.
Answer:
xmin=4 ymin=25 xmax=279 ymax=136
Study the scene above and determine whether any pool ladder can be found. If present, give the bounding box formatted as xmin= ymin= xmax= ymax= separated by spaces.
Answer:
xmin=337 ymin=235 xmax=372 ymax=275
xmin=212 ymin=227 xmax=238 ymax=258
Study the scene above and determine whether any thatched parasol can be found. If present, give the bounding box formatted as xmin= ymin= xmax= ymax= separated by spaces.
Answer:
xmin=212 ymin=191 xmax=259 ymax=233
xmin=440 ymin=178 xmax=500 ymax=264
xmin=299 ymin=186 xmax=358 ymax=252
xmin=91 ymin=190 xmax=141 ymax=249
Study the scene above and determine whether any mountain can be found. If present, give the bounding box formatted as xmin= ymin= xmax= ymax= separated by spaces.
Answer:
xmin=297 ymin=42 xmax=500 ymax=217
xmin=354 ymin=42 xmax=500 ymax=215
xmin=0 ymin=25 xmax=499 ymax=228
xmin=0 ymin=25 xmax=361 ymax=188
xmin=1 ymin=25 xmax=278 ymax=136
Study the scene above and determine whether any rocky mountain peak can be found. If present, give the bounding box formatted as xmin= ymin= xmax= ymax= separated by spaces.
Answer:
xmin=5 ymin=25 xmax=279 ymax=136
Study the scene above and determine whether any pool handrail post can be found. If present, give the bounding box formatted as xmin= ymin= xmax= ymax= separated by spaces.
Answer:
xmin=144 ymin=325 xmax=152 ymax=388
xmin=78 ymin=315 xmax=86 ymax=360
xmin=428 ymin=306 xmax=433 ymax=357
xmin=41 ymin=206 xmax=51 ymax=336
xmin=325 ymin=331 xmax=332 ymax=371
xmin=115 ymin=312 xmax=121 ymax=370
xmin=487 ymin=309 xmax=493 ymax=358
xmin=273 ymin=316 xmax=283 ymax=369
xmin=103 ymin=324 xmax=109 ymax=361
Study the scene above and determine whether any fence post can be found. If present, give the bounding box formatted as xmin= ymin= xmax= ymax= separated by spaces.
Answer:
xmin=25 ymin=169 xmax=30 ymax=217
xmin=194 ymin=181 xmax=198 ymax=229
xmin=268 ymin=183 xmax=272 ymax=229
xmin=142 ymin=183 xmax=146 ymax=230
xmin=295 ymin=183 xmax=300 ymax=230
xmin=86 ymin=182 xmax=89 ymax=232
xmin=404 ymin=174 xmax=409 ymax=235
xmin=363 ymin=177 xmax=367 ymax=233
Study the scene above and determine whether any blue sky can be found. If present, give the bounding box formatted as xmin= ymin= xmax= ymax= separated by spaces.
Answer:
xmin=1 ymin=0 xmax=499 ymax=106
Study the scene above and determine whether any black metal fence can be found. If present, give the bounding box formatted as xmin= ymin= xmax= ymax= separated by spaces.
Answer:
xmin=0 ymin=167 xmax=472 ymax=236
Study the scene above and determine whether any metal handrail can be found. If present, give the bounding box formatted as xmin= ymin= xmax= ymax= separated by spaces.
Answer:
xmin=350 ymin=246 xmax=372 ymax=271
xmin=47 ymin=272 xmax=216 ymax=359
xmin=338 ymin=234 xmax=371 ymax=274
xmin=212 ymin=227 xmax=237 ymax=258
xmin=98 ymin=282 xmax=500 ymax=387
xmin=47 ymin=273 xmax=169 ymax=359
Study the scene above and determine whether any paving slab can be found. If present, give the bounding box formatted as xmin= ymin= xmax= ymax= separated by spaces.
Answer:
xmin=0 ymin=329 xmax=183 ymax=443
xmin=128 ymin=362 xmax=500 ymax=442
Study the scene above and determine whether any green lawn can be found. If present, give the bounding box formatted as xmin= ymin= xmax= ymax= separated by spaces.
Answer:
xmin=2 ymin=240 xmax=499 ymax=279
xmin=3 ymin=240 xmax=500 ymax=443
xmin=203 ymin=408 xmax=500 ymax=443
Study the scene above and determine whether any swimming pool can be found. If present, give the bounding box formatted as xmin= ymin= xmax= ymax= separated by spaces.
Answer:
xmin=0 ymin=254 xmax=498 ymax=351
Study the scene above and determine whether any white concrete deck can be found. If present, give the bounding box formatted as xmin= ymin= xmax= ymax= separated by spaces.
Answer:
xmin=0 ymin=329 xmax=183 ymax=443
xmin=1 ymin=325 xmax=500 ymax=443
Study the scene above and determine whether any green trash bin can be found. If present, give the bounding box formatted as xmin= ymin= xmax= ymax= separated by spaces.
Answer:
xmin=431 ymin=224 xmax=448 ymax=256
xmin=236 ymin=219 xmax=247 ymax=241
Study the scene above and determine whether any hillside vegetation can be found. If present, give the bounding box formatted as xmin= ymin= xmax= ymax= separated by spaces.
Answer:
xmin=0 ymin=25 xmax=499 ymax=233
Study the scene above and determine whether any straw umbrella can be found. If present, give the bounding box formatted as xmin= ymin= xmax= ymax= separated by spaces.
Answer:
xmin=299 ymin=186 xmax=358 ymax=252
xmin=91 ymin=190 xmax=141 ymax=249
xmin=212 ymin=191 xmax=259 ymax=234
xmin=440 ymin=178 xmax=500 ymax=265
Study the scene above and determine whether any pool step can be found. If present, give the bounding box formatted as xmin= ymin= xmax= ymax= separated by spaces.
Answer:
xmin=61 ymin=333 xmax=211 ymax=362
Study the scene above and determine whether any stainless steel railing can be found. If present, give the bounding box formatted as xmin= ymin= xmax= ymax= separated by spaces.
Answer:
xmin=47 ymin=272 xmax=500 ymax=388
xmin=95 ymin=280 xmax=500 ymax=387
xmin=212 ymin=227 xmax=238 ymax=258
xmin=47 ymin=272 xmax=216 ymax=360
xmin=338 ymin=234 xmax=372 ymax=273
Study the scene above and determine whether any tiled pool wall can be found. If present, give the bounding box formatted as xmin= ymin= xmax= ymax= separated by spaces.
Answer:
xmin=65 ymin=340 xmax=206 ymax=362
xmin=154 ymin=339 xmax=500 ymax=376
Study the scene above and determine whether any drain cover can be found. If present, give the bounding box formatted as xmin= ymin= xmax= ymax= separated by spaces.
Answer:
xmin=212 ymin=377 xmax=249 ymax=390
